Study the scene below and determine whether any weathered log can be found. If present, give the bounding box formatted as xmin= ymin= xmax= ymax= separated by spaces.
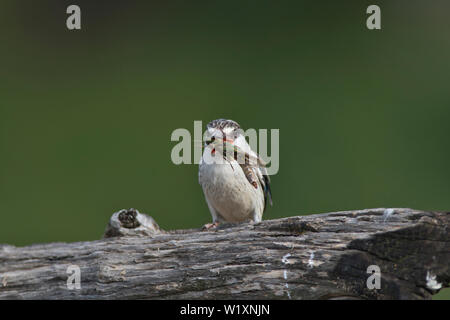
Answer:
xmin=0 ymin=208 xmax=448 ymax=299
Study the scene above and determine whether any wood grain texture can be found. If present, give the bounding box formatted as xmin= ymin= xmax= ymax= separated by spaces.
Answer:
xmin=0 ymin=208 xmax=448 ymax=300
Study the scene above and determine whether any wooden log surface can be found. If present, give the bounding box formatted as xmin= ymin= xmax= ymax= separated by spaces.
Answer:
xmin=0 ymin=208 xmax=448 ymax=299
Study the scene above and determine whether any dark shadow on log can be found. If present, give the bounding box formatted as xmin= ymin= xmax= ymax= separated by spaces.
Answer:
xmin=0 ymin=208 xmax=448 ymax=299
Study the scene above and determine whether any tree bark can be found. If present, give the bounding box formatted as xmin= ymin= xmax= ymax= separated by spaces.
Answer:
xmin=0 ymin=208 xmax=448 ymax=300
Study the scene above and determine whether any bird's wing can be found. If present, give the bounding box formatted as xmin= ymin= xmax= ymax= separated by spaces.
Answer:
xmin=243 ymin=146 xmax=272 ymax=210
xmin=253 ymin=165 xmax=273 ymax=211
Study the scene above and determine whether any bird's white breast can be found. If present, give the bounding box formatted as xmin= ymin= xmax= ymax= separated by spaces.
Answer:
xmin=199 ymin=154 xmax=264 ymax=222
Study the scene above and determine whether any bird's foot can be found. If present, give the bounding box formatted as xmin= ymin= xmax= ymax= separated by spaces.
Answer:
xmin=202 ymin=222 xmax=220 ymax=231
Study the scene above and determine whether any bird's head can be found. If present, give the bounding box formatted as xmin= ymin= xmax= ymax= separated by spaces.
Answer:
xmin=204 ymin=118 xmax=242 ymax=148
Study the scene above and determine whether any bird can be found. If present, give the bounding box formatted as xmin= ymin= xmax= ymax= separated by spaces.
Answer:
xmin=198 ymin=119 xmax=272 ymax=229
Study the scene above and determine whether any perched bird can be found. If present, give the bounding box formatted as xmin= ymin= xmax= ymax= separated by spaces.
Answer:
xmin=199 ymin=119 xmax=272 ymax=229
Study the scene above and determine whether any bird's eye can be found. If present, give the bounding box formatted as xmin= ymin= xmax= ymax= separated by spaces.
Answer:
xmin=206 ymin=136 xmax=215 ymax=145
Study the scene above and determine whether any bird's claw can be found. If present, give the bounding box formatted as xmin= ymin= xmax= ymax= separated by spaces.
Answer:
xmin=202 ymin=222 xmax=220 ymax=230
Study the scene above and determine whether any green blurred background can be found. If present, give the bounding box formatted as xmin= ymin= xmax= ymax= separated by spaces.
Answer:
xmin=0 ymin=1 xmax=448 ymax=298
